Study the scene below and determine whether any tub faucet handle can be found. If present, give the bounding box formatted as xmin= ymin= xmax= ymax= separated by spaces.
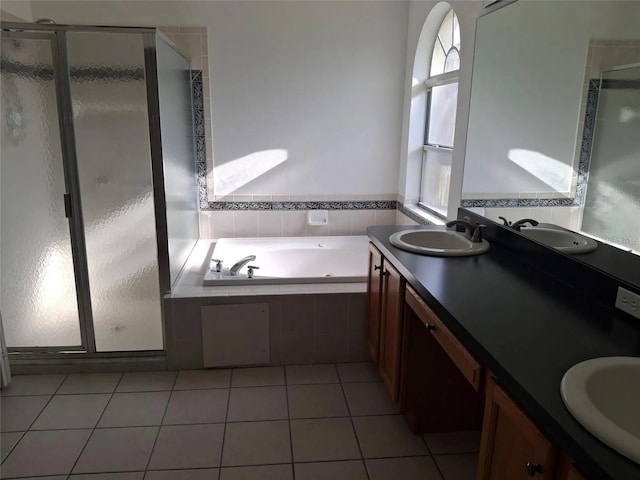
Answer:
xmin=211 ymin=258 xmax=223 ymax=272
xmin=247 ymin=265 xmax=260 ymax=279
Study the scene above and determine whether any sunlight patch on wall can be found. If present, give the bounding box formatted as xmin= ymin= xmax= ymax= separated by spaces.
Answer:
xmin=508 ymin=148 xmax=573 ymax=192
xmin=214 ymin=149 xmax=288 ymax=195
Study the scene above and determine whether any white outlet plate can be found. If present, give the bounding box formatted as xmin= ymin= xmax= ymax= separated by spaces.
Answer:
xmin=615 ymin=287 xmax=640 ymax=320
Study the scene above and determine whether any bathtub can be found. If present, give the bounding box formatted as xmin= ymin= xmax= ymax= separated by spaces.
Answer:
xmin=202 ymin=236 xmax=369 ymax=286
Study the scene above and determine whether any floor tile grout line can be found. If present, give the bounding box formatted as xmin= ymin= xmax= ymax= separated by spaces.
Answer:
xmin=66 ymin=371 xmax=124 ymax=476
xmin=2 ymin=373 xmax=72 ymax=468
xmin=217 ymin=370 xmax=233 ymax=479
xmin=282 ymin=367 xmax=296 ymax=480
xmin=22 ymin=373 xmax=69 ymax=431
xmin=337 ymin=369 xmax=371 ymax=480
xmin=0 ymin=430 xmax=26 ymax=468
xmin=420 ymin=430 xmax=446 ymax=480
xmin=143 ymin=371 xmax=179 ymax=473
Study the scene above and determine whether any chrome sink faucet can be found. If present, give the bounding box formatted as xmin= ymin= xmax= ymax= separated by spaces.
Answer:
xmin=229 ymin=255 xmax=256 ymax=276
xmin=445 ymin=219 xmax=486 ymax=243
xmin=510 ymin=219 xmax=539 ymax=231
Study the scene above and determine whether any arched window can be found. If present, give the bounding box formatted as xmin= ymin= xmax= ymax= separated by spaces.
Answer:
xmin=420 ymin=9 xmax=460 ymax=217
xmin=431 ymin=10 xmax=460 ymax=76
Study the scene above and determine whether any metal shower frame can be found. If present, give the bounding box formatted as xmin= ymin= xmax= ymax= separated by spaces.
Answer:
xmin=0 ymin=22 xmax=172 ymax=359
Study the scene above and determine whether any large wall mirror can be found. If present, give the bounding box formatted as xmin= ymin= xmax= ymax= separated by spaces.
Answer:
xmin=462 ymin=0 xmax=640 ymax=287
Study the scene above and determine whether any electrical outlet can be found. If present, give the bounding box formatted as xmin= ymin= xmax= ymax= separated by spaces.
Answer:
xmin=615 ymin=287 xmax=640 ymax=320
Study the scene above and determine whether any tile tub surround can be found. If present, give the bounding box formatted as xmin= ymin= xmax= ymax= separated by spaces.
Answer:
xmin=164 ymin=293 xmax=369 ymax=370
xmin=0 ymin=367 xmax=480 ymax=479
xmin=165 ymin=239 xmax=369 ymax=369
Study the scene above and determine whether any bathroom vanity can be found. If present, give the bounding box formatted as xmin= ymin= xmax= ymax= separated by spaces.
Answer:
xmin=366 ymin=219 xmax=640 ymax=480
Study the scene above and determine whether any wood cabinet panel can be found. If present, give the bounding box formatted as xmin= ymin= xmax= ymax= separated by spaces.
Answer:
xmin=401 ymin=301 xmax=483 ymax=433
xmin=405 ymin=286 xmax=482 ymax=391
xmin=555 ymin=455 xmax=587 ymax=480
xmin=378 ymin=260 xmax=405 ymax=403
xmin=478 ymin=376 xmax=557 ymax=480
xmin=366 ymin=243 xmax=383 ymax=363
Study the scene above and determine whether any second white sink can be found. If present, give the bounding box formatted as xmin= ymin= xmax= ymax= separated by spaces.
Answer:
xmin=519 ymin=227 xmax=597 ymax=254
xmin=561 ymin=356 xmax=640 ymax=464
xmin=389 ymin=230 xmax=490 ymax=257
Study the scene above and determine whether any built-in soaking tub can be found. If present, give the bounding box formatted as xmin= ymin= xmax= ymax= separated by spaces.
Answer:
xmin=203 ymin=235 xmax=369 ymax=286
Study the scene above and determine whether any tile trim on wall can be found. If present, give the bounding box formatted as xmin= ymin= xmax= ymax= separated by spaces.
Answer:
xmin=206 ymin=200 xmax=399 ymax=211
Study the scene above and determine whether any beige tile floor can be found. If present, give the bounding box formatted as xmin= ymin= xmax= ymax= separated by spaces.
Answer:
xmin=0 ymin=363 xmax=479 ymax=479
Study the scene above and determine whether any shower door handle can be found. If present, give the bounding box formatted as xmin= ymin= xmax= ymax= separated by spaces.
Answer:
xmin=64 ymin=193 xmax=73 ymax=218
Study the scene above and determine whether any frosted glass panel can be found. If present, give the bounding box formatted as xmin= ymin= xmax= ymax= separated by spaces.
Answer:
xmin=582 ymin=67 xmax=640 ymax=253
xmin=1 ymin=35 xmax=81 ymax=347
xmin=156 ymin=36 xmax=198 ymax=286
xmin=66 ymin=32 xmax=163 ymax=351
xmin=420 ymin=148 xmax=452 ymax=216
xmin=427 ymin=82 xmax=458 ymax=148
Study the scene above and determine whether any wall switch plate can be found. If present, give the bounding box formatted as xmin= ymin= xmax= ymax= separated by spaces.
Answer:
xmin=615 ymin=287 xmax=640 ymax=320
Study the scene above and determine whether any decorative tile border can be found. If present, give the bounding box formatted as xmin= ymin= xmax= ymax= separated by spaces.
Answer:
xmin=192 ymin=69 xmax=597 ymax=217
xmin=191 ymin=69 xmax=210 ymax=209
xmin=206 ymin=200 xmax=399 ymax=211
xmin=462 ymin=78 xmax=600 ymax=210
xmin=460 ymin=197 xmax=577 ymax=208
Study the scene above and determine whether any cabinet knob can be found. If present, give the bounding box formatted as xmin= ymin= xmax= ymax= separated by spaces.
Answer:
xmin=374 ymin=265 xmax=381 ymax=271
xmin=425 ymin=323 xmax=435 ymax=331
xmin=525 ymin=462 xmax=542 ymax=476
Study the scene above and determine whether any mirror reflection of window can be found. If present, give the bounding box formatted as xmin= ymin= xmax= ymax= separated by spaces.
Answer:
xmin=420 ymin=9 xmax=460 ymax=217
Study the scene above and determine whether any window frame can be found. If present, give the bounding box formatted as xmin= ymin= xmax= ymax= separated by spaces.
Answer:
xmin=418 ymin=10 xmax=461 ymax=219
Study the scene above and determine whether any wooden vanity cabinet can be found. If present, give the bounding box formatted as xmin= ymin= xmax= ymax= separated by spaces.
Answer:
xmin=478 ymin=375 xmax=558 ymax=480
xmin=378 ymin=260 xmax=405 ymax=403
xmin=555 ymin=455 xmax=587 ymax=480
xmin=366 ymin=244 xmax=383 ymax=362
xmin=401 ymin=285 xmax=483 ymax=433
xmin=367 ymin=242 xmax=406 ymax=403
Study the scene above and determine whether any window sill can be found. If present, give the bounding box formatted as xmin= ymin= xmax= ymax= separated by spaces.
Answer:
xmin=402 ymin=204 xmax=446 ymax=226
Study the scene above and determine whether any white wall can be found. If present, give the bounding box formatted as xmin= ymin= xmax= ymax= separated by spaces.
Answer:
xmin=463 ymin=2 xmax=589 ymax=196
xmin=31 ymin=0 xmax=409 ymax=197
xmin=1 ymin=0 xmax=33 ymax=21
xmin=397 ymin=0 xmax=482 ymax=217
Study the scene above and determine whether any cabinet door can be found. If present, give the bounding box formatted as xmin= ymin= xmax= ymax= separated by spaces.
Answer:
xmin=478 ymin=376 xmax=557 ymax=480
xmin=378 ymin=260 xmax=405 ymax=403
xmin=555 ymin=455 xmax=587 ymax=480
xmin=401 ymin=287 xmax=483 ymax=433
xmin=366 ymin=243 xmax=383 ymax=363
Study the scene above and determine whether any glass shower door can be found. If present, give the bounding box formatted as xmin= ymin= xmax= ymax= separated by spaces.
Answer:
xmin=65 ymin=32 xmax=163 ymax=351
xmin=0 ymin=33 xmax=82 ymax=348
xmin=581 ymin=65 xmax=640 ymax=253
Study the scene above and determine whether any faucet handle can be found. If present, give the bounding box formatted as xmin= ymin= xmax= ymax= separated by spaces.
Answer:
xmin=498 ymin=216 xmax=511 ymax=226
xmin=211 ymin=258 xmax=223 ymax=272
xmin=471 ymin=224 xmax=486 ymax=243
xmin=247 ymin=265 xmax=260 ymax=279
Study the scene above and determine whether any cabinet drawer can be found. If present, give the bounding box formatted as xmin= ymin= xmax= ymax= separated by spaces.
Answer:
xmin=405 ymin=286 xmax=482 ymax=391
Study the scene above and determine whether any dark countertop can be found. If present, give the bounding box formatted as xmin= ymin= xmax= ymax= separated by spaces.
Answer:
xmin=368 ymin=225 xmax=640 ymax=480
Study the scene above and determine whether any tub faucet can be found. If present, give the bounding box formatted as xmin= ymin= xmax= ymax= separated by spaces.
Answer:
xmin=445 ymin=219 xmax=485 ymax=243
xmin=229 ymin=255 xmax=256 ymax=276
xmin=510 ymin=219 xmax=539 ymax=231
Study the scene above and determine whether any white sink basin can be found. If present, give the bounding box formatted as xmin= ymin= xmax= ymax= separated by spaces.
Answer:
xmin=389 ymin=230 xmax=490 ymax=257
xmin=561 ymin=356 xmax=640 ymax=464
xmin=519 ymin=227 xmax=598 ymax=254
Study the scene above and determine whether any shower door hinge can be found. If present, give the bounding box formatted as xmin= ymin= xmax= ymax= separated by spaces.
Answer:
xmin=64 ymin=193 xmax=72 ymax=218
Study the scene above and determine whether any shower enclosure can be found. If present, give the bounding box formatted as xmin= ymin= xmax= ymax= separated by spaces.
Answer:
xmin=581 ymin=64 xmax=640 ymax=253
xmin=0 ymin=23 xmax=198 ymax=356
